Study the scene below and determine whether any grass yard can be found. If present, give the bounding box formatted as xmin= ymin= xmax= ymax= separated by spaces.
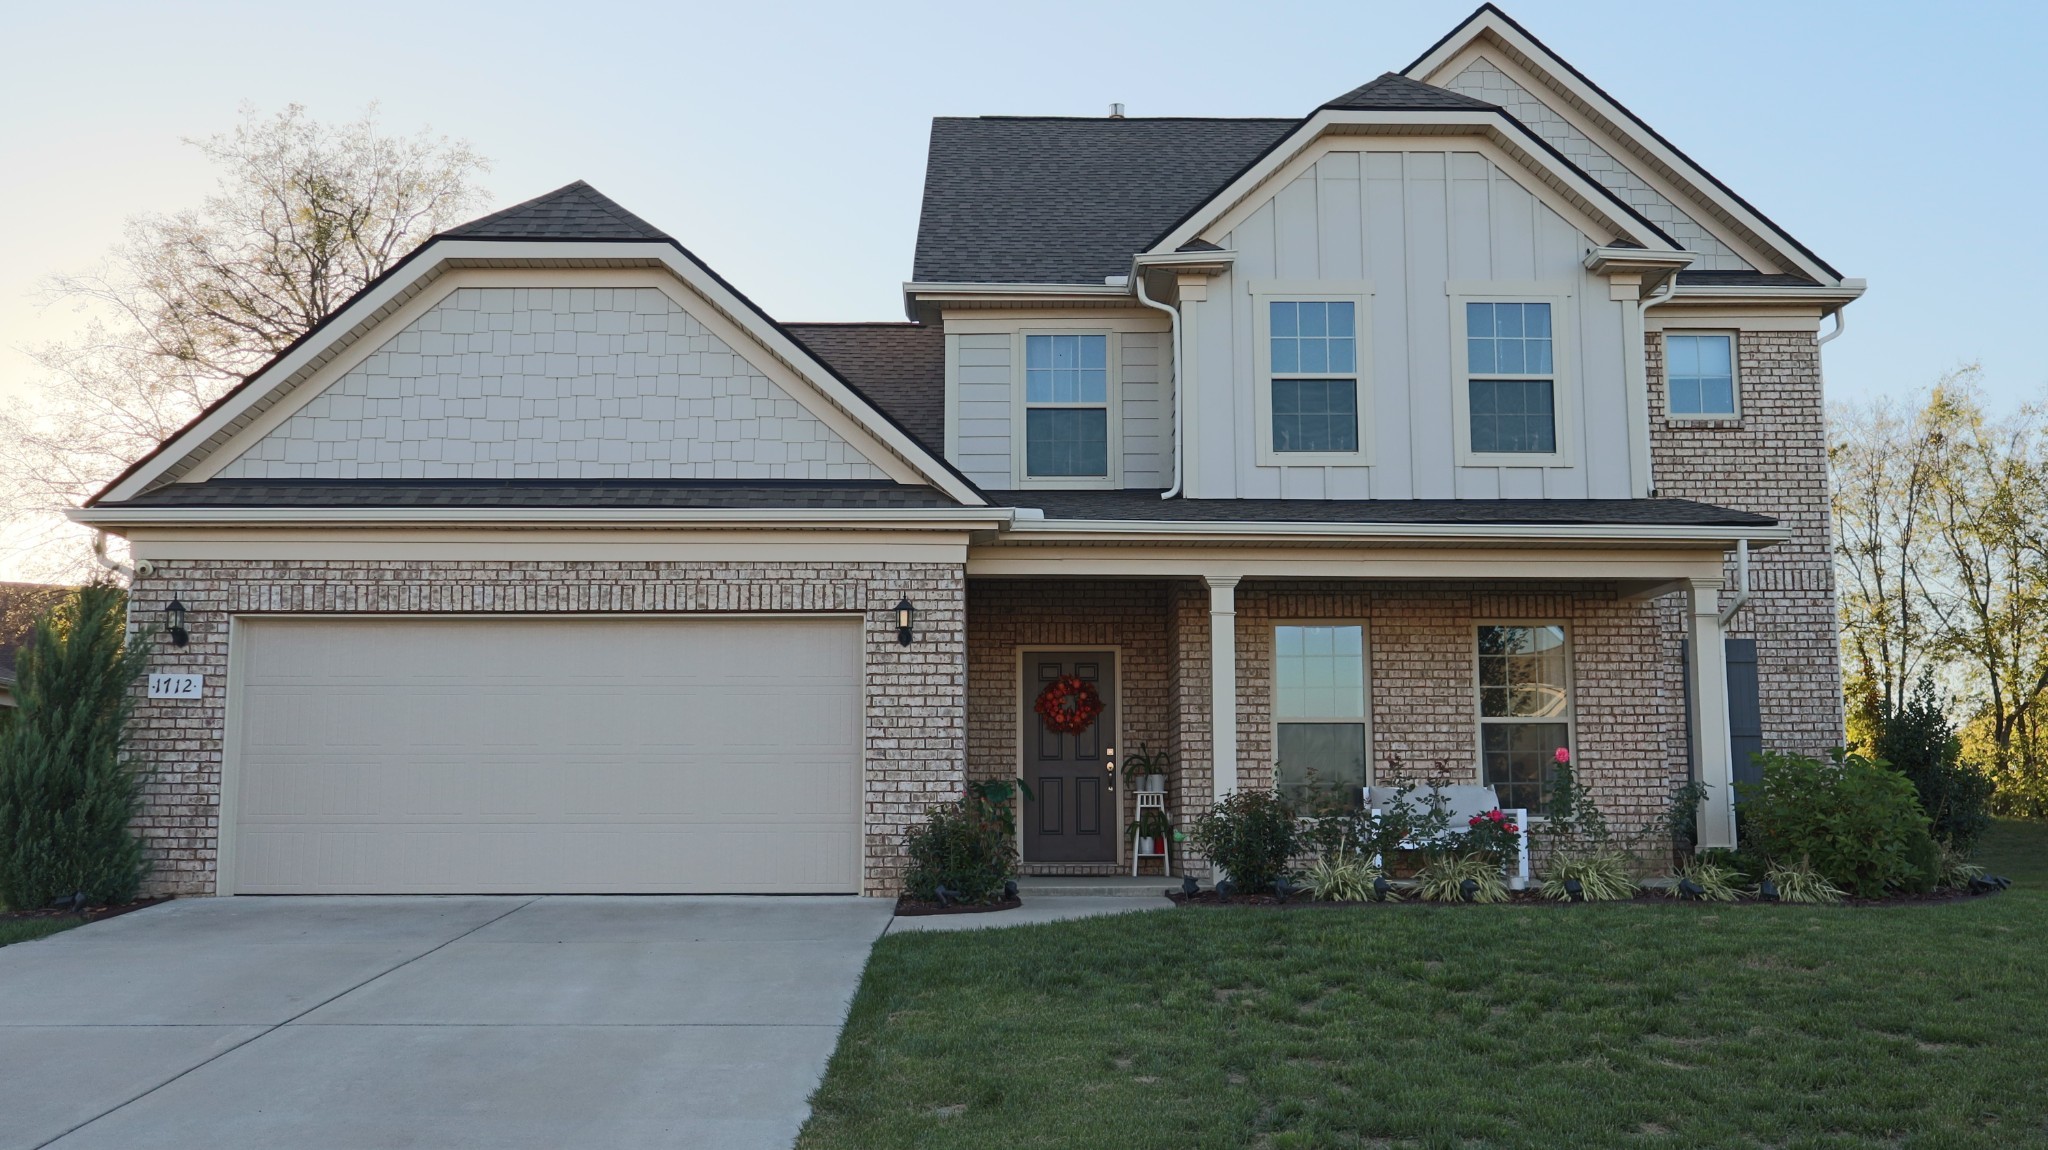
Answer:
xmin=0 ymin=914 xmax=83 ymax=948
xmin=799 ymin=820 xmax=2048 ymax=1150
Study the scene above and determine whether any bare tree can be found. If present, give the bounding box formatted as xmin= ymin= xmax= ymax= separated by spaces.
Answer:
xmin=1 ymin=104 xmax=489 ymax=576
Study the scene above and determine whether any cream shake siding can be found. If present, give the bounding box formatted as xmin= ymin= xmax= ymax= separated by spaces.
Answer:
xmin=1442 ymin=60 xmax=1750 ymax=272
xmin=1185 ymin=149 xmax=1636 ymax=501
xmin=217 ymin=286 xmax=889 ymax=481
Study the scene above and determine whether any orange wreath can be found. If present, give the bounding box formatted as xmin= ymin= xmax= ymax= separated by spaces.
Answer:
xmin=1034 ymin=674 xmax=1105 ymax=735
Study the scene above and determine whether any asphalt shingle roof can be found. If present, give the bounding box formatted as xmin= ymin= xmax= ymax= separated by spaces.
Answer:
xmin=784 ymin=323 xmax=945 ymax=455
xmin=115 ymin=479 xmax=959 ymax=511
xmin=996 ymin=490 xmax=1776 ymax=528
xmin=1321 ymin=73 xmax=1498 ymax=111
xmin=913 ymin=117 xmax=1296 ymax=285
xmin=442 ymin=181 xmax=670 ymax=241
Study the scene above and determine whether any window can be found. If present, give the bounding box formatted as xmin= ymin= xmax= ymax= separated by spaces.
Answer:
xmin=1476 ymin=624 xmax=1571 ymax=814
xmin=1665 ymin=332 xmax=1737 ymax=417
xmin=1251 ymin=284 xmax=1372 ymax=466
xmin=1273 ymin=624 xmax=1368 ymax=812
xmin=1465 ymin=302 xmax=1555 ymax=454
xmin=1269 ymin=301 xmax=1358 ymax=454
xmin=1023 ymin=334 xmax=1109 ymax=478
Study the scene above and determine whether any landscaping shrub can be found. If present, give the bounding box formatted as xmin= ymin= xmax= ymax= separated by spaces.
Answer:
xmin=902 ymin=799 xmax=1014 ymax=903
xmin=1738 ymin=749 xmax=1933 ymax=898
xmin=1539 ymin=851 xmax=1636 ymax=901
xmin=1935 ymin=841 xmax=1987 ymax=890
xmin=1877 ymin=675 xmax=1994 ymax=852
xmin=1417 ymin=852 xmax=1508 ymax=903
xmin=0 ymin=583 xmax=151 ymax=909
xmin=1191 ymin=790 xmax=1299 ymax=892
xmin=1766 ymin=857 xmax=1845 ymax=904
xmin=1666 ymin=859 xmax=1742 ymax=902
xmin=1301 ymin=855 xmax=1380 ymax=902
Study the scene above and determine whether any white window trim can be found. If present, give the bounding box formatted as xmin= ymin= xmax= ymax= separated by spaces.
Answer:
xmin=1471 ymin=619 xmax=1575 ymax=816
xmin=1011 ymin=328 xmax=1121 ymax=489
xmin=1250 ymin=280 xmax=1374 ymax=467
xmin=1661 ymin=329 xmax=1742 ymax=421
xmin=1448 ymin=282 xmax=1577 ymax=469
xmin=1270 ymin=619 xmax=1374 ymax=794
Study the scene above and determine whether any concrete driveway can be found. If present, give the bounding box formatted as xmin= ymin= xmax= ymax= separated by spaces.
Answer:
xmin=0 ymin=895 xmax=893 ymax=1150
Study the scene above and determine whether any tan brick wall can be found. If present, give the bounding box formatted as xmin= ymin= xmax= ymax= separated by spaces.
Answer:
xmin=126 ymin=559 xmax=966 ymax=898
xmin=1649 ymin=329 xmax=1843 ymax=760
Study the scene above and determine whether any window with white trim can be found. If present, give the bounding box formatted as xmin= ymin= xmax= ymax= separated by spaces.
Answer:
xmin=1269 ymin=301 xmax=1359 ymax=454
xmin=1665 ymin=332 xmax=1738 ymax=418
xmin=1274 ymin=623 xmax=1368 ymax=812
xmin=1465 ymin=302 xmax=1556 ymax=454
xmin=1022 ymin=333 xmax=1109 ymax=478
xmin=1476 ymin=624 xmax=1571 ymax=814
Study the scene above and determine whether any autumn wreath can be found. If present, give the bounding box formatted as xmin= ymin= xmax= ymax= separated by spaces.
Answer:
xmin=1034 ymin=674 xmax=1105 ymax=735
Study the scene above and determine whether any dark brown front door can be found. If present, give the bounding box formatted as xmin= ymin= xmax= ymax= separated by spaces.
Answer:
xmin=1022 ymin=652 xmax=1117 ymax=863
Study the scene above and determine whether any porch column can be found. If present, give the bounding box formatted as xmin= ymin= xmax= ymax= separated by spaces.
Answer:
xmin=1687 ymin=577 xmax=1738 ymax=849
xmin=1207 ymin=575 xmax=1240 ymax=800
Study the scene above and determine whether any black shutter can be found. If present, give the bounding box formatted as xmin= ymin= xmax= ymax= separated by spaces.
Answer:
xmin=1681 ymin=637 xmax=1766 ymax=802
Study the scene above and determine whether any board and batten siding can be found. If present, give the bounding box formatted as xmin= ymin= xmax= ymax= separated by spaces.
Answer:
xmin=945 ymin=325 xmax=1174 ymax=490
xmin=1188 ymin=148 xmax=1637 ymax=500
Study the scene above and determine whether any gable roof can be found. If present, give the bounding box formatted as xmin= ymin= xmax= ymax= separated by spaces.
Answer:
xmin=442 ymin=180 xmax=670 ymax=241
xmin=784 ymin=323 xmax=944 ymax=455
xmin=1402 ymin=4 xmax=1843 ymax=283
xmin=913 ymin=117 xmax=1295 ymax=285
xmin=1321 ymin=72 xmax=1497 ymax=112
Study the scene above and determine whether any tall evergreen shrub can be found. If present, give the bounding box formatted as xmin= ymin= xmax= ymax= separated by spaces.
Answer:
xmin=0 ymin=583 xmax=152 ymax=908
xmin=1877 ymin=675 xmax=1994 ymax=852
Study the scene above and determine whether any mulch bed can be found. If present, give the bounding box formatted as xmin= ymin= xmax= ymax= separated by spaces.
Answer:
xmin=894 ymin=895 xmax=1023 ymax=917
xmin=0 ymin=896 xmax=171 ymax=926
xmin=1168 ymin=887 xmax=2006 ymax=909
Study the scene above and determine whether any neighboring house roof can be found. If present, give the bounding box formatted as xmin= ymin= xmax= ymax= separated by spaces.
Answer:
xmin=109 ymin=479 xmax=960 ymax=511
xmin=1320 ymin=72 xmax=1498 ymax=111
xmin=997 ymin=490 xmax=1776 ymax=528
xmin=913 ymin=117 xmax=1296 ymax=284
xmin=441 ymin=180 xmax=670 ymax=241
xmin=784 ymin=323 xmax=944 ymax=454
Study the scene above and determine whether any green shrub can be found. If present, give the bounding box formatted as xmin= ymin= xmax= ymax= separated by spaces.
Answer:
xmin=1540 ymin=851 xmax=1636 ymax=901
xmin=1766 ymin=857 xmax=1845 ymax=905
xmin=1935 ymin=842 xmax=1987 ymax=890
xmin=1191 ymin=790 xmax=1300 ymax=893
xmin=0 ymin=583 xmax=152 ymax=909
xmin=1738 ymin=749 xmax=1933 ymax=898
xmin=1417 ymin=852 xmax=1509 ymax=903
xmin=1302 ymin=855 xmax=1382 ymax=902
xmin=1899 ymin=828 xmax=1941 ymax=894
xmin=902 ymin=800 xmax=1014 ymax=903
xmin=1665 ymin=860 xmax=1742 ymax=902
xmin=1877 ymin=675 xmax=1994 ymax=851
xmin=1697 ymin=847 xmax=1767 ymax=884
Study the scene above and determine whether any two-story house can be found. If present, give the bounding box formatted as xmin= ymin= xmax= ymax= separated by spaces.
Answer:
xmin=77 ymin=5 xmax=1859 ymax=898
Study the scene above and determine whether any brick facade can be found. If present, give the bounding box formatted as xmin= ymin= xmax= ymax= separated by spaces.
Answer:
xmin=1649 ymin=329 xmax=1843 ymax=760
xmin=125 ymin=559 xmax=966 ymax=897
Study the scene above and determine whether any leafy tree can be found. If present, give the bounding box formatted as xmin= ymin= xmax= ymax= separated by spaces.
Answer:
xmin=1830 ymin=387 xmax=1944 ymax=721
xmin=0 ymin=583 xmax=152 ymax=908
xmin=1876 ymin=674 xmax=1993 ymax=851
xmin=1 ymin=104 xmax=489 ymax=576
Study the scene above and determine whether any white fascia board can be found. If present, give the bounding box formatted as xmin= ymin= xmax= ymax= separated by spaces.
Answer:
xmin=1000 ymin=516 xmax=1790 ymax=547
xmin=1672 ymin=279 xmax=1866 ymax=310
xmin=1131 ymin=249 xmax=1238 ymax=269
xmin=1147 ymin=109 xmax=1678 ymax=257
xmin=101 ymin=239 xmax=985 ymax=509
xmin=69 ymin=505 xmax=1014 ymax=530
xmin=1584 ymin=246 xmax=1696 ymax=272
xmin=1403 ymin=12 xmax=1842 ymax=286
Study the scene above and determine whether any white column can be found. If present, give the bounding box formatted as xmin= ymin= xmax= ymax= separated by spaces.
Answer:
xmin=1207 ymin=575 xmax=1240 ymax=801
xmin=1687 ymin=578 xmax=1738 ymax=849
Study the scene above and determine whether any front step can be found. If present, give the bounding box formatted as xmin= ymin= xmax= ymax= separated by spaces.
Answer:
xmin=1015 ymin=876 xmax=1178 ymax=899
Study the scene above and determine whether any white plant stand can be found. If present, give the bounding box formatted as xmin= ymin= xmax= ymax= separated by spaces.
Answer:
xmin=1130 ymin=790 xmax=1172 ymax=878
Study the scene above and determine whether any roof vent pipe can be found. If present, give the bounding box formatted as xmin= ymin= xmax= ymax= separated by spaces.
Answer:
xmin=1108 ymin=103 xmax=1126 ymax=118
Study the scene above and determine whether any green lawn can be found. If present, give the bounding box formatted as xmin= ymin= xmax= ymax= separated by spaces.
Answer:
xmin=800 ymin=820 xmax=2048 ymax=1150
xmin=0 ymin=914 xmax=83 ymax=947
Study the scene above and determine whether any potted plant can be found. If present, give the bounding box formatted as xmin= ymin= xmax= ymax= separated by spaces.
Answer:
xmin=1128 ymin=806 xmax=1174 ymax=859
xmin=1124 ymin=743 xmax=1170 ymax=794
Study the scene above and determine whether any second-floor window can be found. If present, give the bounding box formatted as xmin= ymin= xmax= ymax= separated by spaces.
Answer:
xmin=1465 ymin=301 xmax=1556 ymax=454
xmin=1023 ymin=333 xmax=1109 ymax=478
xmin=1269 ymin=301 xmax=1359 ymax=453
xmin=1665 ymin=332 xmax=1738 ymax=418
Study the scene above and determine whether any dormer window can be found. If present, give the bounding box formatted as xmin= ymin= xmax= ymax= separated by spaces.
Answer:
xmin=1449 ymin=284 xmax=1576 ymax=468
xmin=1251 ymin=282 xmax=1374 ymax=467
xmin=1022 ymin=333 xmax=1110 ymax=478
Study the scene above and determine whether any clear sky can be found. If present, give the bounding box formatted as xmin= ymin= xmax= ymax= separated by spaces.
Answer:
xmin=1 ymin=0 xmax=2042 ymax=413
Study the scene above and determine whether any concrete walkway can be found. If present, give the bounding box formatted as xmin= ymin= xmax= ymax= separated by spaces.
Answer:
xmin=0 ymin=895 xmax=893 ymax=1150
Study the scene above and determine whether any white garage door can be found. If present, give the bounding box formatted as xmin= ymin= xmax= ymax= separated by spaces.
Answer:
xmin=227 ymin=616 xmax=863 ymax=894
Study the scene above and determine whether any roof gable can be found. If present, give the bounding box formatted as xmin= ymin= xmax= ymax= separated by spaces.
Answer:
xmin=443 ymin=181 xmax=670 ymax=241
xmin=1403 ymin=4 xmax=1841 ymax=283
xmin=1321 ymin=73 xmax=1497 ymax=112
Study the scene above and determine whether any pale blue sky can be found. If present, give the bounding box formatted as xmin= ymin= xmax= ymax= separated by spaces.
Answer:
xmin=2 ymin=0 xmax=2041 ymax=410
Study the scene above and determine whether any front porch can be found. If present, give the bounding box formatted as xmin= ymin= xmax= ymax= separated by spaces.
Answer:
xmin=963 ymin=565 xmax=1746 ymax=877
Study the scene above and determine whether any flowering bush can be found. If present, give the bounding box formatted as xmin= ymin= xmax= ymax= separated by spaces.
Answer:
xmin=1461 ymin=808 xmax=1522 ymax=860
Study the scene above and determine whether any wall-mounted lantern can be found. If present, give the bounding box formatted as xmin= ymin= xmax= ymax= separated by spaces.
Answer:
xmin=165 ymin=599 xmax=189 ymax=647
xmin=894 ymin=598 xmax=916 ymax=646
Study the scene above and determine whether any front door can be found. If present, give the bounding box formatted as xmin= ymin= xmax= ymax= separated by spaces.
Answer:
xmin=1021 ymin=652 xmax=1117 ymax=863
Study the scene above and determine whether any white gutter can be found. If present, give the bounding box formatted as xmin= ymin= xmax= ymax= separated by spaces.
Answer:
xmin=1636 ymin=275 xmax=1679 ymax=495
xmin=1131 ymin=270 xmax=1185 ymax=498
xmin=91 ymin=529 xmax=151 ymax=578
xmin=69 ymin=506 xmax=1017 ymax=529
xmin=1816 ymin=308 xmax=1846 ymax=347
xmin=1004 ymin=516 xmax=1790 ymax=546
xmin=1717 ymin=537 xmax=1751 ymax=627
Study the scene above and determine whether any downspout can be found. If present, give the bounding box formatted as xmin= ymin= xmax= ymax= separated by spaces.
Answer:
xmin=1636 ymin=275 xmax=1679 ymax=496
xmin=1816 ymin=308 xmax=1846 ymax=347
xmin=1133 ymin=269 xmax=1184 ymax=499
xmin=1717 ymin=537 xmax=1751 ymax=627
xmin=91 ymin=529 xmax=150 ymax=580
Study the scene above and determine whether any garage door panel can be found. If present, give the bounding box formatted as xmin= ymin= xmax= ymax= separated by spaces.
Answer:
xmin=231 ymin=617 xmax=863 ymax=894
